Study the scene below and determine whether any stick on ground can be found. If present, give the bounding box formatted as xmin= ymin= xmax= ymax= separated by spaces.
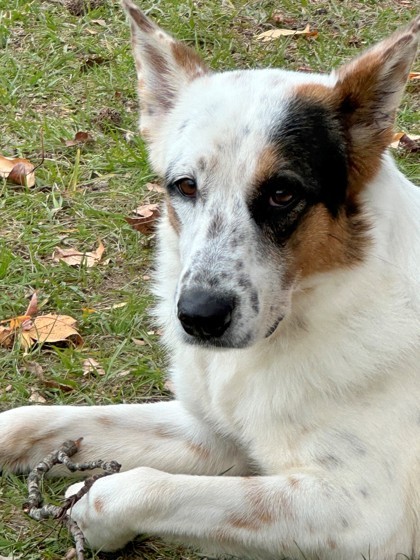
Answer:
xmin=23 ymin=438 xmax=121 ymax=560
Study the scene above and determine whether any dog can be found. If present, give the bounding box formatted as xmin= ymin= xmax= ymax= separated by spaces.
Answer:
xmin=1 ymin=3 xmax=419 ymax=559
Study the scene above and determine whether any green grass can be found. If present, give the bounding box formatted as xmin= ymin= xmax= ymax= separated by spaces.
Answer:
xmin=0 ymin=0 xmax=419 ymax=558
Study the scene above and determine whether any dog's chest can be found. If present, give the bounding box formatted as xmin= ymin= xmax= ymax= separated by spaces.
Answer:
xmin=174 ymin=344 xmax=322 ymax=471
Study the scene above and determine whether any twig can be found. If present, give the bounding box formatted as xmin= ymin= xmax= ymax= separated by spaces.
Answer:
xmin=23 ymin=438 xmax=121 ymax=560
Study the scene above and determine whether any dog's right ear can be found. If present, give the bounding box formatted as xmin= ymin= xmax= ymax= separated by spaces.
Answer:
xmin=123 ymin=1 xmax=208 ymax=145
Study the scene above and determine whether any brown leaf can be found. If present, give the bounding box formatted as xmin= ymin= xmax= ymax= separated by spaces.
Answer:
xmin=29 ymin=390 xmax=47 ymax=403
xmin=61 ymin=131 xmax=93 ymax=147
xmin=52 ymin=241 xmax=105 ymax=267
xmin=20 ymin=314 xmax=83 ymax=349
xmin=0 ymin=326 xmax=14 ymax=348
xmin=125 ymin=203 xmax=160 ymax=234
xmin=257 ymin=24 xmax=318 ymax=42
xmin=0 ymin=155 xmax=35 ymax=187
xmin=146 ymin=182 xmax=165 ymax=193
xmin=26 ymin=361 xmax=74 ymax=392
xmin=24 ymin=292 xmax=38 ymax=317
xmin=82 ymin=358 xmax=105 ymax=376
xmin=390 ymin=132 xmax=420 ymax=152
xmin=409 ymin=72 xmax=420 ymax=81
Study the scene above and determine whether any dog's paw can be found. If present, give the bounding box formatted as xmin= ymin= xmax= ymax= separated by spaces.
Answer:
xmin=66 ymin=474 xmax=140 ymax=551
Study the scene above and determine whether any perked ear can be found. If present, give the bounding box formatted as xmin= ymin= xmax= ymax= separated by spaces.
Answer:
xmin=122 ymin=0 xmax=208 ymax=143
xmin=334 ymin=17 xmax=419 ymax=191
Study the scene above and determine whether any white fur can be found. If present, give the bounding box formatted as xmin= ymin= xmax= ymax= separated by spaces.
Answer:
xmin=0 ymin=7 xmax=419 ymax=560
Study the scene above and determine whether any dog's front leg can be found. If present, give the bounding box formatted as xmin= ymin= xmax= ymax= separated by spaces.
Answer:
xmin=0 ymin=402 xmax=247 ymax=476
xmin=67 ymin=467 xmax=371 ymax=555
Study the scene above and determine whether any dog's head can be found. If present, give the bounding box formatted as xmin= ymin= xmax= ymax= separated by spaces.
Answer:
xmin=124 ymin=1 xmax=419 ymax=349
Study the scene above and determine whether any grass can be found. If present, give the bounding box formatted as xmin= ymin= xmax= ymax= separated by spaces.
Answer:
xmin=0 ymin=0 xmax=419 ymax=558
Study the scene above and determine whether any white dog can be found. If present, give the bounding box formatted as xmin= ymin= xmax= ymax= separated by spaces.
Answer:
xmin=1 ymin=4 xmax=419 ymax=559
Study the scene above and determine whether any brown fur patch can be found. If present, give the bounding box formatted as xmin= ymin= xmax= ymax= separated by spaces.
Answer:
xmin=227 ymin=477 xmax=294 ymax=531
xmin=327 ymin=538 xmax=338 ymax=549
xmin=253 ymin=146 xmax=281 ymax=186
xmin=127 ymin=5 xmax=155 ymax=33
xmin=286 ymin=202 xmax=370 ymax=279
xmin=171 ymin=42 xmax=208 ymax=80
xmin=185 ymin=441 xmax=210 ymax=460
xmin=94 ymin=498 xmax=104 ymax=513
xmin=288 ymin=475 xmax=301 ymax=489
xmin=97 ymin=415 xmax=113 ymax=427
xmin=165 ymin=196 xmax=181 ymax=234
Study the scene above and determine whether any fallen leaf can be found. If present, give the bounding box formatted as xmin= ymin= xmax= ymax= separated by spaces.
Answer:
xmin=390 ymin=132 xmax=420 ymax=152
xmin=29 ymin=390 xmax=47 ymax=403
xmin=146 ymin=182 xmax=165 ymax=193
xmin=257 ymin=24 xmax=318 ymax=42
xmin=0 ymin=155 xmax=35 ymax=187
xmin=21 ymin=314 xmax=83 ymax=349
xmin=91 ymin=18 xmax=106 ymax=26
xmin=25 ymin=292 xmax=38 ymax=317
xmin=125 ymin=203 xmax=160 ymax=234
xmin=61 ymin=131 xmax=93 ymax=147
xmin=52 ymin=241 xmax=105 ymax=267
xmin=132 ymin=337 xmax=146 ymax=346
xmin=0 ymin=326 xmax=13 ymax=348
xmin=409 ymin=72 xmax=420 ymax=81
xmin=82 ymin=358 xmax=105 ymax=376
xmin=26 ymin=361 xmax=74 ymax=392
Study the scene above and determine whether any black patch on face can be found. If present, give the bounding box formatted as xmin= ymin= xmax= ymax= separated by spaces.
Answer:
xmin=250 ymin=96 xmax=348 ymax=242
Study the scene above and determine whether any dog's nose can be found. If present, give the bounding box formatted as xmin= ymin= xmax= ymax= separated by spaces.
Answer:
xmin=177 ymin=289 xmax=234 ymax=339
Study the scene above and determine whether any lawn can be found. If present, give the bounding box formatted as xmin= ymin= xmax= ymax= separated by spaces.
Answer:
xmin=0 ymin=0 xmax=418 ymax=559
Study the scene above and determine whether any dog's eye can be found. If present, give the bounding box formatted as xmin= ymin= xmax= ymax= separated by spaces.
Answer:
xmin=175 ymin=178 xmax=197 ymax=198
xmin=269 ymin=189 xmax=295 ymax=208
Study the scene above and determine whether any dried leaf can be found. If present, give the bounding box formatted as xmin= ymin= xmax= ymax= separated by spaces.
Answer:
xmin=125 ymin=203 xmax=160 ymax=234
xmin=257 ymin=24 xmax=318 ymax=42
xmin=132 ymin=337 xmax=146 ymax=346
xmin=390 ymin=132 xmax=420 ymax=152
xmin=0 ymin=326 xmax=14 ymax=348
xmin=21 ymin=314 xmax=83 ymax=349
xmin=61 ymin=131 xmax=93 ymax=147
xmin=29 ymin=390 xmax=47 ymax=403
xmin=26 ymin=361 xmax=74 ymax=392
xmin=25 ymin=292 xmax=38 ymax=317
xmin=409 ymin=71 xmax=420 ymax=81
xmin=82 ymin=358 xmax=105 ymax=376
xmin=146 ymin=182 xmax=165 ymax=193
xmin=52 ymin=241 xmax=105 ymax=267
xmin=0 ymin=155 xmax=35 ymax=187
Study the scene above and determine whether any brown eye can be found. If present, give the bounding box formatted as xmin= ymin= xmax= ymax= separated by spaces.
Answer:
xmin=175 ymin=178 xmax=197 ymax=198
xmin=269 ymin=189 xmax=294 ymax=207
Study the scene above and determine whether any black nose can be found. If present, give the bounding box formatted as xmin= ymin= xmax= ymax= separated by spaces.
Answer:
xmin=177 ymin=289 xmax=234 ymax=339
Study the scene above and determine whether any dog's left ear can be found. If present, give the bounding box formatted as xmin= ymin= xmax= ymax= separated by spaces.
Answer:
xmin=123 ymin=1 xmax=208 ymax=152
xmin=334 ymin=17 xmax=419 ymax=191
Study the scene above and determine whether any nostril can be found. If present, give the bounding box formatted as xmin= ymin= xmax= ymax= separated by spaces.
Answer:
xmin=177 ymin=289 xmax=234 ymax=339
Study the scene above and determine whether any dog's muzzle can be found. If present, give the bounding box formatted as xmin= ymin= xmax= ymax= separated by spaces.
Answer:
xmin=177 ymin=289 xmax=234 ymax=340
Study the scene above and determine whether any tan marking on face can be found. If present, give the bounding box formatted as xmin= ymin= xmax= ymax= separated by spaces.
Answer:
xmin=165 ymin=196 xmax=181 ymax=234
xmin=94 ymin=498 xmax=104 ymax=513
xmin=253 ymin=146 xmax=281 ymax=186
xmin=170 ymin=42 xmax=208 ymax=79
xmin=286 ymin=203 xmax=370 ymax=280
